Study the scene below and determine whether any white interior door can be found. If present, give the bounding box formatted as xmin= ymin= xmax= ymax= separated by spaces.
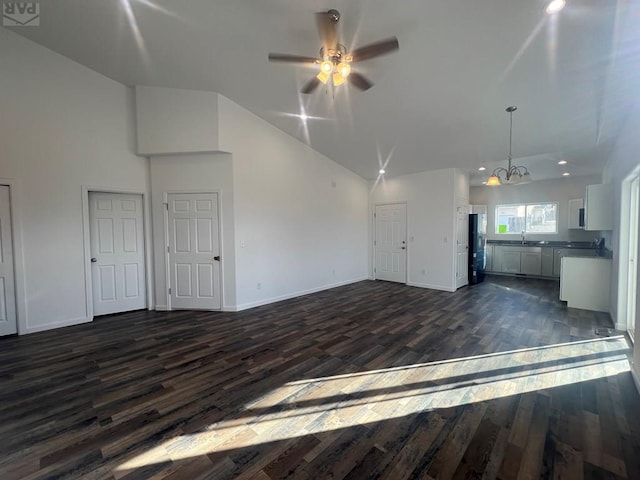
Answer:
xmin=375 ymin=203 xmax=407 ymax=283
xmin=456 ymin=205 xmax=469 ymax=289
xmin=0 ymin=186 xmax=17 ymax=336
xmin=167 ymin=193 xmax=221 ymax=310
xmin=90 ymin=192 xmax=146 ymax=316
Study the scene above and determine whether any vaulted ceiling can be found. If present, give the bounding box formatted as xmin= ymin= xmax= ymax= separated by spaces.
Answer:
xmin=6 ymin=0 xmax=639 ymax=183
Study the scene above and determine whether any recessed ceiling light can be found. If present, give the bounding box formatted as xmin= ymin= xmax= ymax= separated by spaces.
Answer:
xmin=299 ymin=113 xmax=308 ymax=121
xmin=379 ymin=169 xmax=386 ymax=175
xmin=478 ymin=167 xmax=486 ymax=171
xmin=558 ymin=160 xmax=567 ymax=165
xmin=482 ymin=181 xmax=487 ymax=185
xmin=562 ymin=172 xmax=570 ymax=176
xmin=546 ymin=0 xmax=566 ymax=14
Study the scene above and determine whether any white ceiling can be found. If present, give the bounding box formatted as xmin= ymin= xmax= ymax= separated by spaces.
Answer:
xmin=6 ymin=0 xmax=639 ymax=182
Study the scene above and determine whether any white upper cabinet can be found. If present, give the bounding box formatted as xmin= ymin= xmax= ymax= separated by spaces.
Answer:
xmin=584 ymin=184 xmax=613 ymax=231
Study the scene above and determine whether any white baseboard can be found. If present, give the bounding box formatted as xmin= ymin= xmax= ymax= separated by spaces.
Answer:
xmin=154 ymin=305 xmax=168 ymax=311
xmin=232 ymin=277 xmax=369 ymax=312
xmin=22 ymin=316 xmax=92 ymax=335
xmin=406 ymin=281 xmax=456 ymax=293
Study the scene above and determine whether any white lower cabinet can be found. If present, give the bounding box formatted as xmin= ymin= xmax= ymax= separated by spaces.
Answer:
xmin=560 ymin=257 xmax=611 ymax=311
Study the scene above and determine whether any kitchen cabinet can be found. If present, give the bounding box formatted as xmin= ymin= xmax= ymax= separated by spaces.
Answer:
xmin=584 ymin=184 xmax=613 ymax=231
xmin=553 ymin=247 xmax=599 ymax=277
xmin=553 ymin=248 xmax=568 ymax=277
xmin=501 ymin=250 xmax=521 ymax=273
xmin=485 ymin=244 xmax=493 ymax=272
xmin=541 ymin=248 xmax=554 ymax=277
xmin=568 ymin=198 xmax=584 ymax=229
xmin=560 ymin=257 xmax=611 ymax=311
xmin=496 ymin=246 xmax=541 ymax=275
xmin=521 ymin=251 xmax=542 ymax=275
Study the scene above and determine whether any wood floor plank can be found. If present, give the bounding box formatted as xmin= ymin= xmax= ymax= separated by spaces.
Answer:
xmin=0 ymin=276 xmax=637 ymax=480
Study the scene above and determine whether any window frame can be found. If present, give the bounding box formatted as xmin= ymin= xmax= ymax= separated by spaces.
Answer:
xmin=495 ymin=202 xmax=559 ymax=235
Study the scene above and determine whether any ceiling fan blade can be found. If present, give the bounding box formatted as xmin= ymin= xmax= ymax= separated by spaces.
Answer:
xmin=301 ymin=77 xmax=322 ymax=94
xmin=316 ymin=10 xmax=339 ymax=53
xmin=268 ymin=53 xmax=320 ymax=64
xmin=349 ymin=37 xmax=399 ymax=62
xmin=348 ymin=72 xmax=374 ymax=91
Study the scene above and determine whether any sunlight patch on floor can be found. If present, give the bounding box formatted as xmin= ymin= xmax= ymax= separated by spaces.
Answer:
xmin=116 ymin=336 xmax=630 ymax=471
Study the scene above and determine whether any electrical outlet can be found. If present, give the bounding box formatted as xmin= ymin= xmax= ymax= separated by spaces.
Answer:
xmin=257 ymin=282 xmax=261 ymax=290
xmin=421 ymin=269 xmax=426 ymax=275
xmin=332 ymin=269 xmax=336 ymax=277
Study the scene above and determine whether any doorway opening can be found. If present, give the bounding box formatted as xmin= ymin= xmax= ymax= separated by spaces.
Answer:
xmin=618 ymin=166 xmax=639 ymax=341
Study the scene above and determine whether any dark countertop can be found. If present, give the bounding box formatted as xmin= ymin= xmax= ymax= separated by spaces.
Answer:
xmin=486 ymin=240 xmax=598 ymax=249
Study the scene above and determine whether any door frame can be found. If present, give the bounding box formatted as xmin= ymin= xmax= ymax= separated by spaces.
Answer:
xmin=373 ymin=201 xmax=408 ymax=283
xmin=455 ymin=203 xmax=470 ymax=289
xmin=163 ymin=189 xmax=224 ymax=311
xmin=0 ymin=178 xmax=27 ymax=334
xmin=81 ymin=186 xmax=153 ymax=320
xmin=616 ymin=166 xmax=640 ymax=335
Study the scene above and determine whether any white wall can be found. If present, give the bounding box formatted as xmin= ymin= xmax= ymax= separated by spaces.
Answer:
xmin=136 ymin=86 xmax=219 ymax=155
xmin=218 ymin=95 xmax=369 ymax=310
xmin=149 ymin=154 xmax=236 ymax=309
xmin=0 ymin=28 xmax=149 ymax=333
xmin=602 ymin=104 xmax=640 ymax=385
xmin=370 ymin=168 xmax=459 ymax=291
xmin=470 ymin=175 xmax=603 ymax=242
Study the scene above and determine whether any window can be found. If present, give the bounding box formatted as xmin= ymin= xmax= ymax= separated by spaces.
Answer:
xmin=495 ymin=203 xmax=558 ymax=234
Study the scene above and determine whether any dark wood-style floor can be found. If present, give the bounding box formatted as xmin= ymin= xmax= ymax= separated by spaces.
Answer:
xmin=1 ymin=276 xmax=639 ymax=480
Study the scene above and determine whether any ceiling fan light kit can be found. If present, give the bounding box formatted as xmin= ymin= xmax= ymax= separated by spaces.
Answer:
xmin=486 ymin=106 xmax=532 ymax=186
xmin=269 ymin=9 xmax=399 ymax=93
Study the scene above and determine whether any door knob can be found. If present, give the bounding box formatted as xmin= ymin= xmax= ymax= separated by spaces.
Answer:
xmin=90 ymin=258 xmax=97 ymax=263
xmin=214 ymin=256 xmax=221 ymax=261
xmin=401 ymin=247 xmax=406 ymax=250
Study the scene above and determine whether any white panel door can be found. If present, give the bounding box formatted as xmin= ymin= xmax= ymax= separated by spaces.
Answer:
xmin=90 ymin=193 xmax=146 ymax=316
xmin=375 ymin=203 xmax=407 ymax=283
xmin=168 ymin=193 xmax=221 ymax=310
xmin=0 ymin=186 xmax=17 ymax=336
xmin=456 ymin=205 xmax=469 ymax=289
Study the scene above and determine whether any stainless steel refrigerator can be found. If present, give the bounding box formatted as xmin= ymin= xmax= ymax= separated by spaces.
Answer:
xmin=468 ymin=213 xmax=487 ymax=284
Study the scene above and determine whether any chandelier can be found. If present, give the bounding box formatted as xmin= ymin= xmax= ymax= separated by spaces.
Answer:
xmin=486 ymin=106 xmax=532 ymax=186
